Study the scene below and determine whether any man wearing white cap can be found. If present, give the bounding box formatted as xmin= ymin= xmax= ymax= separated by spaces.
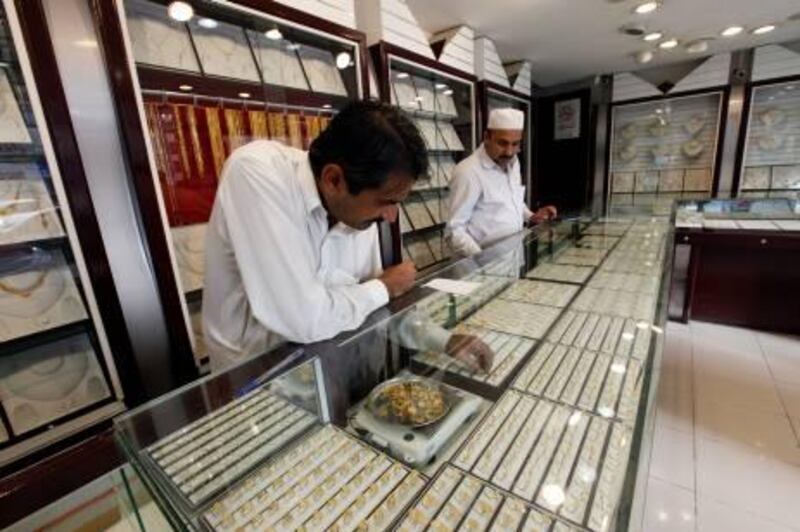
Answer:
xmin=446 ymin=108 xmax=557 ymax=256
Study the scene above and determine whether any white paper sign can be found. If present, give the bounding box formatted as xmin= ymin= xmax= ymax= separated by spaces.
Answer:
xmin=554 ymin=98 xmax=581 ymax=140
xmin=424 ymin=278 xmax=482 ymax=296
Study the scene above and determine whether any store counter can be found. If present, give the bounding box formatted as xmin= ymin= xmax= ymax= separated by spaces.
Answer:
xmin=113 ymin=212 xmax=675 ymax=532
xmin=671 ymin=198 xmax=800 ymax=334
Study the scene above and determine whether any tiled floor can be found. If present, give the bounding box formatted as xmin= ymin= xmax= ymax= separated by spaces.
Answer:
xmin=643 ymin=320 xmax=800 ymax=532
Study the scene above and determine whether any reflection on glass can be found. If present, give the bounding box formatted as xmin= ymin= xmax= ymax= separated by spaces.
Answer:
xmin=124 ymin=0 xmax=200 ymax=72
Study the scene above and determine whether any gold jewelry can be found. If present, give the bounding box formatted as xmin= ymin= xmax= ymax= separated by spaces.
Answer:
xmin=0 ymin=271 xmax=47 ymax=298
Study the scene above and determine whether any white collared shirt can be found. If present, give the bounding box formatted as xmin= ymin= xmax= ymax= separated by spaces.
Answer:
xmin=445 ymin=143 xmax=533 ymax=256
xmin=202 ymin=141 xmax=388 ymax=372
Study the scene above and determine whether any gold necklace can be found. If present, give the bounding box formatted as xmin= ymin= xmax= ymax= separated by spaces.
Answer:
xmin=0 ymin=271 xmax=47 ymax=298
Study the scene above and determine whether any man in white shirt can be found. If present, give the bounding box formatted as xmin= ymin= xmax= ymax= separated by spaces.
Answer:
xmin=203 ymin=101 xmax=493 ymax=372
xmin=446 ymin=108 xmax=557 ymax=256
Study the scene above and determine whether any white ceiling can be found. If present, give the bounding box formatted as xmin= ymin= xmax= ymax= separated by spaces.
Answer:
xmin=405 ymin=0 xmax=800 ymax=86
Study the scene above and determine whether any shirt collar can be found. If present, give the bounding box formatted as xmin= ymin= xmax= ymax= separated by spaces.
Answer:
xmin=478 ymin=143 xmax=518 ymax=174
xmin=299 ymin=152 xmax=324 ymax=216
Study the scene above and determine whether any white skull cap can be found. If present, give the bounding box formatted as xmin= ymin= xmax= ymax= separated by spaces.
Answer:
xmin=487 ymin=108 xmax=524 ymax=130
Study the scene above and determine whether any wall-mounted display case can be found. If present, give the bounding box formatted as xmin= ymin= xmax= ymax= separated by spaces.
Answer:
xmin=739 ymin=79 xmax=800 ymax=200
xmin=0 ymin=0 xmax=135 ymax=466
xmin=477 ymin=81 xmax=533 ymax=203
xmin=371 ymin=41 xmax=477 ymax=271
xmin=116 ymin=209 xmax=675 ymax=531
xmin=608 ymin=91 xmax=725 ymax=214
xmin=95 ymin=0 xmax=369 ymax=370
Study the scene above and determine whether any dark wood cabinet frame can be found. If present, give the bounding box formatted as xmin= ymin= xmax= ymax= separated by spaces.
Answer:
xmin=369 ymin=41 xmax=478 ymax=265
xmin=88 ymin=0 xmax=370 ymax=373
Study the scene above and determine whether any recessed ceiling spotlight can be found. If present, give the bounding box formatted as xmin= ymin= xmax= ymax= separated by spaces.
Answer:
xmin=659 ymin=38 xmax=679 ymax=49
xmin=238 ymin=92 xmax=251 ymax=98
xmin=686 ymin=39 xmax=710 ymax=53
xmin=620 ymin=23 xmax=646 ymax=36
xmin=197 ymin=17 xmax=217 ymax=29
xmin=396 ymin=72 xmax=410 ymax=79
xmin=635 ymin=50 xmax=654 ymax=64
xmin=435 ymin=82 xmax=448 ymax=90
xmin=178 ymin=84 xmax=193 ymax=91
xmin=643 ymin=32 xmax=663 ymax=41
xmin=443 ymin=89 xmax=454 ymax=96
xmin=264 ymin=27 xmax=282 ymax=40
xmin=752 ymin=24 xmax=776 ymax=35
xmin=167 ymin=1 xmax=193 ymax=22
xmin=335 ymin=51 xmax=352 ymax=69
xmin=634 ymin=2 xmax=660 ymax=15
xmin=721 ymin=26 xmax=743 ymax=37
xmin=322 ymin=104 xmax=332 ymax=109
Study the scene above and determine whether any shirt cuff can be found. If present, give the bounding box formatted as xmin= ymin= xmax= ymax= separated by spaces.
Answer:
xmin=362 ymin=278 xmax=390 ymax=308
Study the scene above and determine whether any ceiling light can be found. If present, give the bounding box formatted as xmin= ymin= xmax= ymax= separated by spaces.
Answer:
xmin=265 ymin=28 xmax=282 ymax=40
xmin=443 ymin=89 xmax=454 ymax=96
xmin=643 ymin=32 xmax=663 ymax=41
xmin=686 ymin=39 xmax=710 ymax=53
xmin=335 ymin=51 xmax=352 ymax=69
xmin=322 ymin=104 xmax=332 ymax=109
xmin=197 ymin=17 xmax=217 ymax=29
xmin=635 ymin=50 xmax=654 ymax=64
xmin=435 ymin=83 xmax=448 ymax=90
xmin=634 ymin=2 xmax=659 ymax=15
xmin=396 ymin=72 xmax=409 ymax=79
xmin=178 ymin=84 xmax=193 ymax=91
xmin=167 ymin=1 xmax=193 ymax=22
xmin=721 ymin=26 xmax=743 ymax=37
xmin=659 ymin=38 xmax=678 ymax=49
xmin=238 ymin=92 xmax=251 ymax=98
xmin=752 ymin=24 xmax=776 ymax=35
xmin=285 ymin=42 xmax=301 ymax=51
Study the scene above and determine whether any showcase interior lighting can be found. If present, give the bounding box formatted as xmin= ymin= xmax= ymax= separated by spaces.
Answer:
xmin=396 ymin=72 xmax=410 ymax=79
xmin=720 ymin=26 xmax=743 ymax=37
xmin=442 ymin=89 xmax=454 ymax=96
xmin=238 ymin=92 xmax=251 ymax=99
xmin=335 ymin=51 xmax=352 ymax=69
xmin=643 ymin=32 xmax=663 ymax=41
xmin=634 ymin=2 xmax=659 ymax=15
xmin=197 ymin=17 xmax=218 ymax=29
xmin=179 ymin=84 xmax=193 ymax=91
xmin=265 ymin=27 xmax=283 ymax=40
xmin=167 ymin=1 xmax=194 ymax=22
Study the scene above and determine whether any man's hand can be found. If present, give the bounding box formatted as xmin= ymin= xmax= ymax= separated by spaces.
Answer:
xmin=379 ymin=261 xmax=416 ymax=298
xmin=529 ymin=205 xmax=558 ymax=224
xmin=445 ymin=334 xmax=494 ymax=374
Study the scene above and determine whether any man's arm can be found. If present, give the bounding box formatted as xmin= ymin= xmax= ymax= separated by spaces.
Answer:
xmin=445 ymin=167 xmax=482 ymax=256
xmin=218 ymin=155 xmax=390 ymax=343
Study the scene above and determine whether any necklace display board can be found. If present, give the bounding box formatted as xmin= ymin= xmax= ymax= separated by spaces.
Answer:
xmin=0 ymin=0 xmax=132 ymax=467
xmin=100 ymin=0 xmax=369 ymax=368
xmin=608 ymin=91 xmax=725 ymax=214
xmin=738 ymin=79 xmax=800 ymax=200
xmin=371 ymin=41 xmax=477 ymax=271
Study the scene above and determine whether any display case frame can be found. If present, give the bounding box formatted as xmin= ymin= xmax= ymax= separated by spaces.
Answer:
xmin=477 ymin=80 xmax=533 ymax=204
xmin=0 ymin=0 xmax=143 ymax=470
xmin=734 ymin=74 xmax=800 ymax=199
xmin=606 ymin=87 xmax=730 ymax=214
xmin=370 ymin=40 xmax=478 ymax=270
xmin=91 ymin=0 xmax=371 ymax=372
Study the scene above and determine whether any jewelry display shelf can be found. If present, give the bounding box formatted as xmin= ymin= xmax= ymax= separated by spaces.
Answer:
xmin=452 ymin=390 xmax=633 ymax=532
xmin=396 ymin=464 xmax=582 ymax=532
xmin=0 ymin=318 xmax=91 ymax=358
xmin=0 ymin=236 xmax=69 ymax=258
xmin=201 ymin=425 xmax=426 ymax=532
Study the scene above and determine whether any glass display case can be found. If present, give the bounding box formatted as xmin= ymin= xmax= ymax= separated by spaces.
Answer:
xmin=608 ymin=92 xmax=724 ymax=214
xmin=675 ymin=197 xmax=800 ymax=230
xmin=0 ymin=1 xmax=126 ymax=464
xmin=116 ymin=210 xmax=674 ymax=531
xmin=371 ymin=41 xmax=477 ymax=271
xmin=478 ymin=81 xmax=532 ymax=203
xmin=108 ymin=0 xmax=369 ymax=368
xmin=739 ymin=79 xmax=800 ymax=200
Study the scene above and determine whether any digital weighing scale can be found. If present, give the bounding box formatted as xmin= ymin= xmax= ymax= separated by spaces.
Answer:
xmin=350 ymin=375 xmax=482 ymax=468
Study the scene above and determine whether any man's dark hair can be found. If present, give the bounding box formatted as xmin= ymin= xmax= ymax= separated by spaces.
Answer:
xmin=309 ymin=100 xmax=428 ymax=195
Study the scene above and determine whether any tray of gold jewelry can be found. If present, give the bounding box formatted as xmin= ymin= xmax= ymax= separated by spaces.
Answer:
xmin=366 ymin=376 xmax=452 ymax=428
